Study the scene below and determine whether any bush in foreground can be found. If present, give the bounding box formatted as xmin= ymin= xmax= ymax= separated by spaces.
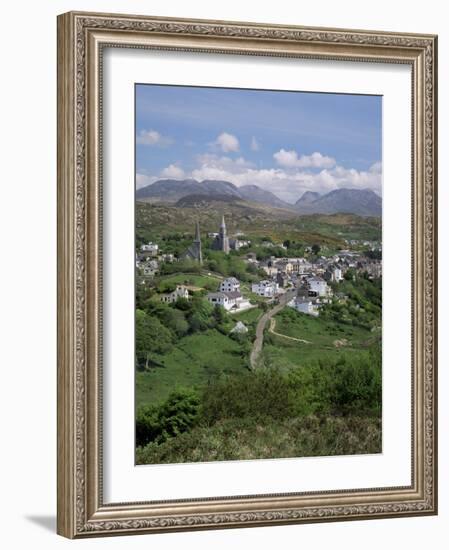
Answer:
xmin=136 ymin=415 xmax=381 ymax=464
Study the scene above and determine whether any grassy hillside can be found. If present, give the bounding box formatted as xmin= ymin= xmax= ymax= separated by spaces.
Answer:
xmin=136 ymin=328 xmax=249 ymax=407
xmin=136 ymin=201 xmax=381 ymax=249
xmin=136 ymin=352 xmax=382 ymax=463
xmin=262 ymin=308 xmax=375 ymax=369
xmin=294 ymin=213 xmax=381 ymax=241
xmin=137 ymin=415 xmax=381 ymax=463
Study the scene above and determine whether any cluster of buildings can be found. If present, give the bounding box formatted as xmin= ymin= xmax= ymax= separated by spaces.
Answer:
xmin=136 ymin=241 xmax=175 ymax=278
xmin=136 ymin=216 xmax=249 ymax=278
xmin=254 ymin=250 xmax=380 ymax=287
xmin=156 ymin=276 xmax=253 ymax=314
xmin=206 ymin=277 xmax=251 ymax=313
xmin=287 ymin=277 xmax=333 ymax=317
xmin=136 ymin=215 xmax=382 ymax=319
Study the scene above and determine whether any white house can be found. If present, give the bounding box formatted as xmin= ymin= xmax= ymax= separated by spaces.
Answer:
xmin=207 ymin=291 xmax=250 ymax=312
xmin=140 ymin=242 xmax=159 ymax=257
xmin=230 ymin=321 xmax=249 ymax=334
xmin=307 ymin=276 xmax=331 ymax=297
xmin=160 ymin=253 xmax=175 ymax=263
xmin=219 ymin=277 xmax=240 ymax=293
xmin=288 ymin=297 xmax=320 ymax=317
xmin=251 ymin=280 xmax=279 ymax=298
xmin=160 ymin=285 xmax=189 ymax=304
xmin=229 ymin=238 xmax=251 ymax=251
xmin=262 ymin=265 xmax=278 ymax=277
xmin=333 ymin=267 xmax=343 ymax=282
xmin=143 ymin=260 xmax=159 ymax=277
xmin=207 ymin=292 xmax=233 ymax=310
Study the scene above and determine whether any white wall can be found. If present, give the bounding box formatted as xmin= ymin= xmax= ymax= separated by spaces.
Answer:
xmin=0 ymin=0 xmax=446 ymax=548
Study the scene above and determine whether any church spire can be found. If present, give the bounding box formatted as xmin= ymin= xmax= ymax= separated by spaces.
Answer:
xmin=194 ymin=220 xmax=201 ymax=242
xmin=219 ymin=214 xmax=230 ymax=254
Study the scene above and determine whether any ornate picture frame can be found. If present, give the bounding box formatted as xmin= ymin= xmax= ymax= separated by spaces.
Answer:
xmin=57 ymin=11 xmax=437 ymax=538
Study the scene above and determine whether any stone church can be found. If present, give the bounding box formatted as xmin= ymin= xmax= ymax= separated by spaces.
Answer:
xmin=181 ymin=215 xmax=230 ymax=264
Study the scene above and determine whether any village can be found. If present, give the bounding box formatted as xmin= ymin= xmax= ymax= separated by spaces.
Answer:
xmin=136 ymin=215 xmax=382 ymax=325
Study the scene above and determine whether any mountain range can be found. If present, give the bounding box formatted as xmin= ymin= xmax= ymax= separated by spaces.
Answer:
xmin=136 ymin=178 xmax=382 ymax=216
xmin=295 ymin=188 xmax=382 ymax=216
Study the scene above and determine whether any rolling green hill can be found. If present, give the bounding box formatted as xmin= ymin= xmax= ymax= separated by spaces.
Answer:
xmin=136 ymin=200 xmax=381 ymax=249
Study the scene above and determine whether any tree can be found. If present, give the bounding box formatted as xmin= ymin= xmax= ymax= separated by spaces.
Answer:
xmin=161 ymin=307 xmax=189 ymax=337
xmin=136 ymin=388 xmax=200 ymax=446
xmin=174 ymin=296 xmax=191 ymax=311
xmin=212 ymin=304 xmax=227 ymax=325
xmin=135 ymin=309 xmax=173 ymax=369
xmin=344 ymin=268 xmax=356 ymax=281
xmin=311 ymin=244 xmax=321 ymax=255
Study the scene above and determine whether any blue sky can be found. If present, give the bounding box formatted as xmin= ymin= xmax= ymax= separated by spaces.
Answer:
xmin=136 ymin=84 xmax=382 ymax=204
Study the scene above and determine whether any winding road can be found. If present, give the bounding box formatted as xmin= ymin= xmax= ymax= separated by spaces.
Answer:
xmin=249 ymin=290 xmax=296 ymax=369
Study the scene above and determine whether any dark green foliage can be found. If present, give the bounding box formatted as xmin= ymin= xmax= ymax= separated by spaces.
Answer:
xmin=203 ymin=251 xmax=254 ymax=281
xmin=136 ymin=415 xmax=381 ymax=464
xmin=174 ymin=297 xmax=190 ymax=311
xmin=186 ymin=296 xmax=215 ymax=333
xmin=321 ymin=277 xmax=382 ymax=330
xmin=136 ymin=388 xmax=200 ymax=447
xmin=160 ymin=259 xmax=202 ymax=275
xmin=136 ymin=347 xmax=382 ymax=462
xmin=365 ymin=249 xmax=382 ymax=260
xmin=344 ymin=268 xmax=356 ymax=281
xmin=286 ymin=349 xmax=381 ymax=417
xmin=135 ymin=309 xmax=173 ymax=369
xmin=256 ymin=246 xmax=287 ymax=261
xmin=201 ymin=369 xmax=294 ymax=425
xmin=159 ymin=307 xmax=189 ymax=338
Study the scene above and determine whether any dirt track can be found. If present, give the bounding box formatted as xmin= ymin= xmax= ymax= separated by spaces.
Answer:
xmin=249 ymin=290 xmax=296 ymax=369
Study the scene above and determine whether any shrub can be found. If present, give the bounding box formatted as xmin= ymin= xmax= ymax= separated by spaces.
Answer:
xmin=136 ymin=388 xmax=200 ymax=447
xmin=136 ymin=415 xmax=381 ymax=464
xmin=200 ymin=369 xmax=294 ymax=425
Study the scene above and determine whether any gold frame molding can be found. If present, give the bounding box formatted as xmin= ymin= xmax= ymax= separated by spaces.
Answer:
xmin=57 ymin=11 xmax=438 ymax=539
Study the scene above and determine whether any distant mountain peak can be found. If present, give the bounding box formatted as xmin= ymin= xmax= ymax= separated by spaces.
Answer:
xmin=136 ymin=178 xmax=292 ymax=209
xmin=295 ymin=188 xmax=381 ymax=217
xmin=296 ymin=191 xmax=321 ymax=205
xmin=135 ymin=178 xmax=381 ymax=216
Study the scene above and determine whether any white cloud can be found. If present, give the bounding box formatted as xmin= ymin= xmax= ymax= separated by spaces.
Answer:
xmin=137 ymin=155 xmax=382 ymax=202
xmin=194 ymin=153 xmax=254 ymax=173
xmin=211 ymin=132 xmax=240 ymax=153
xmin=136 ymin=129 xmax=173 ymax=147
xmin=250 ymin=136 xmax=260 ymax=151
xmin=273 ymin=149 xmax=336 ymax=169
xmin=189 ymin=153 xmax=381 ymax=203
xmin=369 ymin=161 xmax=382 ymax=174
xmin=160 ymin=164 xmax=185 ymax=179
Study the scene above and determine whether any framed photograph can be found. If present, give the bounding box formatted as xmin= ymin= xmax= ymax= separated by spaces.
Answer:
xmin=57 ymin=11 xmax=438 ymax=538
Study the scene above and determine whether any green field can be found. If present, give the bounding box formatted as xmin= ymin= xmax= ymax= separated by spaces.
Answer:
xmin=156 ymin=272 xmax=222 ymax=292
xmin=262 ymin=308 xmax=376 ymax=368
xmin=136 ymin=329 xmax=248 ymax=407
xmin=232 ymin=306 xmax=262 ymax=325
xmin=276 ymin=308 xmax=373 ymax=347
